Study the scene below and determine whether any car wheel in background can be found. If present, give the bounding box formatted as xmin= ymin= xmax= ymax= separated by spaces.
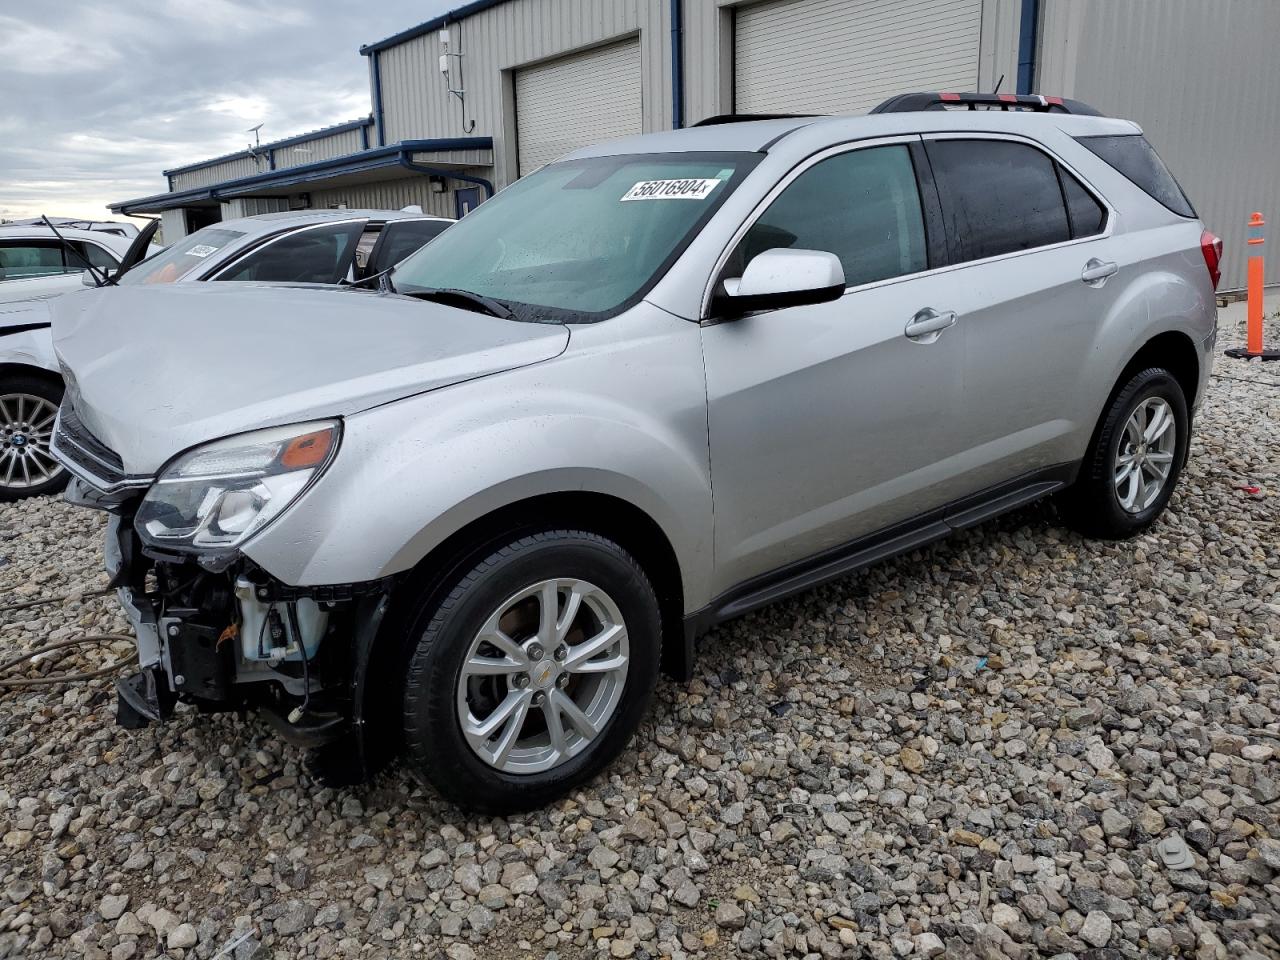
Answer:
xmin=402 ymin=530 xmax=661 ymax=814
xmin=0 ymin=373 xmax=67 ymax=501
xmin=1059 ymin=367 xmax=1189 ymax=539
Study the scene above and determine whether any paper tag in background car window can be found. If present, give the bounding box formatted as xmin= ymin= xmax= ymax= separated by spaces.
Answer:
xmin=186 ymin=244 xmax=219 ymax=258
xmin=620 ymin=178 xmax=723 ymax=202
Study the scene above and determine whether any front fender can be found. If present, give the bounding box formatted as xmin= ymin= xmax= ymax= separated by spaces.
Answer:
xmin=244 ymin=305 xmax=714 ymax=609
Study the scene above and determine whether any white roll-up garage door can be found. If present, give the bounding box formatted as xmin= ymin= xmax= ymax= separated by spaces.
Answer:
xmin=734 ymin=0 xmax=984 ymax=115
xmin=515 ymin=39 xmax=643 ymax=176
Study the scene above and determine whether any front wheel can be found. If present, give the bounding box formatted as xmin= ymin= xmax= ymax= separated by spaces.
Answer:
xmin=0 ymin=373 xmax=67 ymax=501
xmin=1059 ymin=367 xmax=1189 ymax=539
xmin=402 ymin=530 xmax=661 ymax=813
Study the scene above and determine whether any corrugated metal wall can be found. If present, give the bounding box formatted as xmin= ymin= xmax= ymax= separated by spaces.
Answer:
xmin=514 ymin=38 xmax=643 ymax=174
xmin=307 ymin=177 xmax=468 ymax=220
xmin=732 ymin=0 xmax=984 ymax=114
xmin=376 ymin=0 xmax=671 ymax=187
xmin=273 ymin=127 xmax=368 ymax=171
xmin=170 ymin=155 xmax=267 ymax=192
xmin=1038 ymin=0 xmax=1280 ymax=290
xmin=682 ymin=0 xmax=1020 ymax=123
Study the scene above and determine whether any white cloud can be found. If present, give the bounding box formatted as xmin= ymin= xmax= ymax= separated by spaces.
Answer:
xmin=0 ymin=0 xmax=451 ymax=222
xmin=0 ymin=15 xmax=122 ymax=74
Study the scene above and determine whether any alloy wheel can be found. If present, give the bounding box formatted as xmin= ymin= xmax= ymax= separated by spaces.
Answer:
xmin=455 ymin=578 xmax=629 ymax=774
xmin=0 ymin=393 xmax=62 ymax=490
xmin=1113 ymin=396 xmax=1177 ymax=513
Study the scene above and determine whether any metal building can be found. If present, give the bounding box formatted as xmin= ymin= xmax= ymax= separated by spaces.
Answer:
xmin=112 ymin=0 xmax=1274 ymax=289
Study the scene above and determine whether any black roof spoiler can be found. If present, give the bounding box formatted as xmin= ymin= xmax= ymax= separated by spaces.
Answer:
xmin=871 ymin=92 xmax=1104 ymax=116
xmin=693 ymin=113 xmax=823 ymax=126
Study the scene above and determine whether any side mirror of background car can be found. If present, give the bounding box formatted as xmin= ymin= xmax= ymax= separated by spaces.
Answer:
xmin=718 ymin=248 xmax=846 ymax=317
xmin=81 ymin=269 xmax=116 ymax=287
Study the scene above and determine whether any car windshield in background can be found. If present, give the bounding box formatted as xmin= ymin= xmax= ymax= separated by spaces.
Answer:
xmin=391 ymin=152 xmax=761 ymax=323
xmin=120 ymin=227 xmax=246 ymax=285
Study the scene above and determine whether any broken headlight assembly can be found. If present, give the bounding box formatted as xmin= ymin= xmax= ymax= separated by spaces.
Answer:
xmin=135 ymin=420 xmax=340 ymax=565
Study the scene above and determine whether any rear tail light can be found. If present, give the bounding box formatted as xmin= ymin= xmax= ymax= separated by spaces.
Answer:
xmin=1200 ymin=230 xmax=1223 ymax=290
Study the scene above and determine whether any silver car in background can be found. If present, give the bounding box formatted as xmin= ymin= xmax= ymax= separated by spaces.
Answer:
xmin=1 ymin=209 xmax=451 ymax=500
xmin=51 ymin=94 xmax=1219 ymax=812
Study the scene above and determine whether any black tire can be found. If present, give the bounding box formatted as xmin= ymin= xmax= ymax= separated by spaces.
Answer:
xmin=0 ymin=372 xmax=67 ymax=502
xmin=1059 ymin=367 xmax=1189 ymax=539
xmin=402 ymin=530 xmax=661 ymax=814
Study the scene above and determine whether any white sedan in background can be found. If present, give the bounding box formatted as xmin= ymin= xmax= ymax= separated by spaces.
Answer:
xmin=1 ymin=208 xmax=453 ymax=500
xmin=0 ymin=224 xmax=140 ymax=305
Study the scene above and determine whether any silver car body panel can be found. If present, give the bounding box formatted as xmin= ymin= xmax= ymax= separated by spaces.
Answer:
xmin=50 ymin=284 xmax=568 ymax=473
xmin=245 ymin=302 xmax=716 ymax=604
xmin=56 ymin=110 xmax=1217 ymax=618
xmin=0 ymin=298 xmax=57 ymax=374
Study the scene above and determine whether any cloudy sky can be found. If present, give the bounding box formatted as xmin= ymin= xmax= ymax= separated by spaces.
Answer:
xmin=0 ymin=0 xmax=452 ymax=225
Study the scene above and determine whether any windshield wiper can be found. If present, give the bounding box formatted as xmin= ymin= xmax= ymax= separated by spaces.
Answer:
xmin=340 ymin=264 xmax=398 ymax=292
xmin=403 ymin=287 xmax=513 ymax=320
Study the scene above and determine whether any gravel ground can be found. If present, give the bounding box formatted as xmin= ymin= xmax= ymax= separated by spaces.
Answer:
xmin=1 ymin=314 xmax=1278 ymax=960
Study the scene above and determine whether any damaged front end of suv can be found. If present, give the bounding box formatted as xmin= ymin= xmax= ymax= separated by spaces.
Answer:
xmin=55 ymin=406 xmax=395 ymax=782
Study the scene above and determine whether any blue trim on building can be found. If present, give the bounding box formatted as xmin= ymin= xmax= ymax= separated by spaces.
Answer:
xmin=1016 ymin=0 xmax=1041 ymax=95
xmin=371 ymin=51 xmax=387 ymax=147
xmin=163 ymin=117 xmax=377 ymax=177
xmin=399 ymin=156 xmax=495 ymax=199
xmin=669 ymin=0 xmax=684 ymax=129
xmin=112 ymin=138 xmax=494 ymax=214
xmin=360 ymin=0 xmax=512 ymax=55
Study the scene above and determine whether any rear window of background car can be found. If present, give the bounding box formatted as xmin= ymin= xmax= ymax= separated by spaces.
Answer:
xmin=1076 ymin=134 xmax=1195 ymax=218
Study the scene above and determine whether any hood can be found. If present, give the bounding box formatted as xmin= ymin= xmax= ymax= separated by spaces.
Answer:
xmin=51 ymin=283 xmax=568 ymax=473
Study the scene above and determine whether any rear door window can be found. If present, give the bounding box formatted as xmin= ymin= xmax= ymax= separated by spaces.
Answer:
xmin=731 ymin=143 xmax=928 ymax=288
xmin=925 ymin=139 xmax=1071 ymax=263
xmin=215 ymin=221 xmax=365 ymax=284
xmin=367 ymin=219 xmax=452 ymax=276
xmin=1076 ymin=134 xmax=1194 ymax=217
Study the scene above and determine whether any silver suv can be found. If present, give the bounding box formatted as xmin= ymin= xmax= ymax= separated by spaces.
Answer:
xmin=51 ymin=94 xmax=1219 ymax=812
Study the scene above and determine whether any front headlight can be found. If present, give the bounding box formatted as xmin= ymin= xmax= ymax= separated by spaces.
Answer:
xmin=135 ymin=420 xmax=340 ymax=561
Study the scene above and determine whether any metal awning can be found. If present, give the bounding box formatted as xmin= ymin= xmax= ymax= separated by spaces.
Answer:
xmin=111 ymin=138 xmax=494 ymax=215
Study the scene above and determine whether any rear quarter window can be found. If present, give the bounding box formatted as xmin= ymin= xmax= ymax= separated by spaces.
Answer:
xmin=1076 ymin=134 xmax=1195 ymax=218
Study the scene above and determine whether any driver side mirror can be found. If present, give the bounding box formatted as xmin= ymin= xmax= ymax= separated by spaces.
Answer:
xmin=717 ymin=248 xmax=846 ymax=317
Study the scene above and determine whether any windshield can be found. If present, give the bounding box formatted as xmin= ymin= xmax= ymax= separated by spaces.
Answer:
xmin=391 ymin=152 xmax=761 ymax=322
xmin=120 ymin=227 xmax=246 ymax=285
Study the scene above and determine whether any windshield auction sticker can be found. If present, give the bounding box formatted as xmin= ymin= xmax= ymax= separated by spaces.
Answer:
xmin=186 ymin=244 xmax=219 ymax=258
xmin=620 ymin=178 xmax=722 ymax=201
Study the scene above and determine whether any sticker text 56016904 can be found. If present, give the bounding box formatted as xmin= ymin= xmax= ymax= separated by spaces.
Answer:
xmin=620 ymin=179 xmax=723 ymax=202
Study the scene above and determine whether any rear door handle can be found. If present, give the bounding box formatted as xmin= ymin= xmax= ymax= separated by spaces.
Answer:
xmin=904 ymin=307 xmax=957 ymax=342
xmin=1081 ymin=258 xmax=1118 ymax=284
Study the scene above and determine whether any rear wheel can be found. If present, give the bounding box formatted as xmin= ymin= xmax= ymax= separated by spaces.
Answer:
xmin=402 ymin=530 xmax=661 ymax=813
xmin=1059 ymin=367 xmax=1188 ymax=539
xmin=0 ymin=373 xmax=66 ymax=501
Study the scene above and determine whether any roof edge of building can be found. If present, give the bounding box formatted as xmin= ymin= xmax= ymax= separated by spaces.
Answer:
xmin=113 ymin=137 xmax=493 ymax=214
xmin=162 ymin=117 xmax=377 ymax=178
xmin=359 ymin=0 xmax=511 ymax=55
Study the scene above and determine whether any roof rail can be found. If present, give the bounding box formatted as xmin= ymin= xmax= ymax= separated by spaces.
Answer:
xmin=870 ymin=92 xmax=1104 ymax=116
xmin=693 ymin=113 xmax=823 ymax=127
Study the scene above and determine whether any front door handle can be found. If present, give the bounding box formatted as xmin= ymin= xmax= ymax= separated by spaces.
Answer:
xmin=904 ymin=307 xmax=957 ymax=342
xmin=1081 ymin=258 xmax=1118 ymax=284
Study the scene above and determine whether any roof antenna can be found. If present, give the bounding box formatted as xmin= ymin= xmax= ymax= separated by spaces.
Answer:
xmin=40 ymin=215 xmax=112 ymax=287
xmin=992 ymin=74 xmax=1005 ymax=95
